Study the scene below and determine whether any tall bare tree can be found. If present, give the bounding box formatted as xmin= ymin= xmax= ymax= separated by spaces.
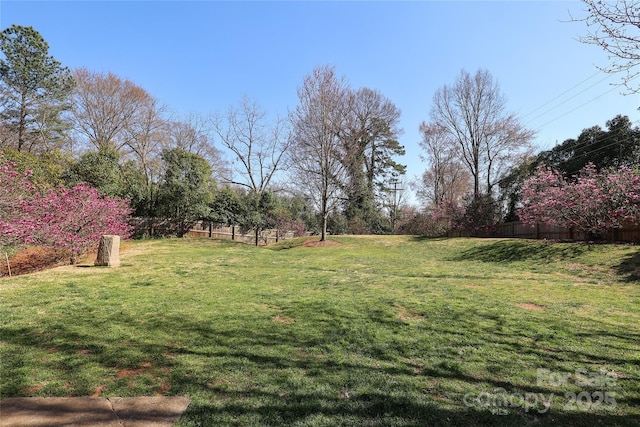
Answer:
xmin=72 ymin=68 xmax=150 ymax=152
xmin=213 ymin=95 xmax=290 ymax=193
xmin=120 ymin=95 xmax=169 ymax=215
xmin=574 ymin=0 xmax=640 ymax=93
xmin=416 ymin=122 xmax=470 ymax=208
xmin=429 ymin=69 xmax=534 ymax=197
xmin=122 ymin=96 xmax=168 ymax=186
xmin=289 ymin=65 xmax=351 ymax=241
xmin=167 ymin=112 xmax=225 ymax=177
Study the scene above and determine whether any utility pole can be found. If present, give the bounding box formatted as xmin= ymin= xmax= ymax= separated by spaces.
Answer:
xmin=388 ymin=178 xmax=403 ymax=234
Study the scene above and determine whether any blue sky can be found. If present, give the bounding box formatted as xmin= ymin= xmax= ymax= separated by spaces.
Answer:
xmin=2 ymin=1 xmax=639 ymax=202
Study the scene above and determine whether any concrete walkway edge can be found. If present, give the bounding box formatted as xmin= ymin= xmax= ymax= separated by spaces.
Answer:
xmin=0 ymin=396 xmax=191 ymax=427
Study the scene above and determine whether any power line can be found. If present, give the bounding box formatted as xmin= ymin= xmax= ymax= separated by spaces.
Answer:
xmin=521 ymin=70 xmax=608 ymax=123
xmin=519 ymin=71 xmax=638 ymax=152
xmin=532 ymin=82 xmax=624 ymax=132
xmin=540 ymin=118 xmax=634 ymax=154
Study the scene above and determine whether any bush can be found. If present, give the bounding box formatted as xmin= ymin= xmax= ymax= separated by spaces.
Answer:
xmin=396 ymin=209 xmax=448 ymax=236
xmin=0 ymin=157 xmax=133 ymax=263
xmin=519 ymin=164 xmax=640 ymax=240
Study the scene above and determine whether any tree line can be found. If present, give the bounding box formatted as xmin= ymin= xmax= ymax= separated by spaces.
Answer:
xmin=2 ymin=10 xmax=640 ymax=249
xmin=0 ymin=25 xmax=408 ymax=244
xmin=411 ymin=0 xmax=640 ymax=239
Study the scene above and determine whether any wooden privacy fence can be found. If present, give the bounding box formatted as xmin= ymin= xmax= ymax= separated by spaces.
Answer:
xmin=448 ymin=220 xmax=640 ymax=242
xmin=132 ymin=218 xmax=296 ymax=246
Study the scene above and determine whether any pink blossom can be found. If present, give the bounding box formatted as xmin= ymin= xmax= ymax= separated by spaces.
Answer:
xmin=518 ymin=163 xmax=640 ymax=238
xmin=0 ymin=158 xmax=133 ymax=259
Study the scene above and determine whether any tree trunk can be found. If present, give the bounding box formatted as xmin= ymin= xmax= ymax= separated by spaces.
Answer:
xmin=321 ymin=214 xmax=327 ymax=242
xmin=17 ymin=97 xmax=27 ymax=152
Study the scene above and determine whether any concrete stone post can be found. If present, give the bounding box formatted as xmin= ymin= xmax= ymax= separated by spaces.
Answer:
xmin=94 ymin=235 xmax=120 ymax=267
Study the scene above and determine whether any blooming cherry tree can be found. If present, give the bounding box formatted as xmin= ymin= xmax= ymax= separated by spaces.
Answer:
xmin=0 ymin=159 xmax=133 ymax=263
xmin=0 ymin=159 xmax=37 ymax=246
xmin=20 ymin=184 xmax=133 ymax=262
xmin=518 ymin=163 xmax=640 ymax=239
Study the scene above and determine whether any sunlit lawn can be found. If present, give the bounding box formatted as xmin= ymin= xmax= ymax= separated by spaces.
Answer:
xmin=1 ymin=236 xmax=639 ymax=426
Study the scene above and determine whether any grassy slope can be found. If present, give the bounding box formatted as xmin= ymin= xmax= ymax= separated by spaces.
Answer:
xmin=1 ymin=236 xmax=639 ymax=426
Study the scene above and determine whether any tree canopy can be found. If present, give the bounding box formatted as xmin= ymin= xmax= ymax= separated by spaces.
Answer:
xmin=537 ymin=114 xmax=640 ymax=175
xmin=427 ymin=68 xmax=535 ymax=198
xmin=157 ymin=148 xmax=214 ymax=235
xmin=0 ymin=25 xmax=74 ymax=153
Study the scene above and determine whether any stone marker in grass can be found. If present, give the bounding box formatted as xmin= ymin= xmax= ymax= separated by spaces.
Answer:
xmin=95 ymin=235 xmax=120 ymax=267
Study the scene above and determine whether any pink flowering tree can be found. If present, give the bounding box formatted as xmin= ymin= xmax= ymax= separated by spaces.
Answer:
xmin=0 ymin=159 xmax=133 ymax=263
xmin=19 ymin=184 xmax=133 ymax=263
xmin=0 ymin=159 xmax=37 ymax=247
xmin=518 ymin=163 xmax=640 ymax=239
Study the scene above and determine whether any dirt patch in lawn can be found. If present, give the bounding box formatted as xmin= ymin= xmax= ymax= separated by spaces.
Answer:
xmin=272 ymin=315 xmax=295 ymax=325
xmin=90 ymin=384 xmax=106 ymax=397
xmin=303 ymin=239 xmax=341 ymax=248
xmin=517 ymin=302 xmax=546 ymax=310
xmin=22 ymin=384 xmax=44 ymax=394
xmin=116 ymin=362 xmax=153 ymax=379
xmin=396 ymin=305 xmax=425 ymax=321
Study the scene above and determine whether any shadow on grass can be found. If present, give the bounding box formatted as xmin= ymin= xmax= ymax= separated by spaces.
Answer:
xmin=2 ymin=299 xmax=639 ymax=426
xmin=615 ymin=247 xmax=640 ymax=282
xmin=410 ymin=236 xmax=449 ymax=242
xmin=450 ymin=240 xmax=587 ymax=263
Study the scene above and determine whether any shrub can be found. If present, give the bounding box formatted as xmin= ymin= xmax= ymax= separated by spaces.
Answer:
xmin=519 ymin=164 xmax=640 ymax=239
xmin=0 ymin=157 xmax=133 ymax=263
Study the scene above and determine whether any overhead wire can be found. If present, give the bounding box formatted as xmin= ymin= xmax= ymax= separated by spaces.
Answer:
xmin=519 ymin=70 xmax=603 ymax=121
xmin=516 ymin=68 xmax=640 ymax=167
xmin=532 ymin=82 xmax=623 ymax=132
xmin=540 ymin=116 xmax=640 ymax=156
xmin=522 ymin=69 xmax=640 ymax=174
xmin=540 ymin=119 xmax=633 ymax=154
xmin=522 ymin=72 xmax=614 ymax=125
xmin=541 ymin=131 xmax=640 ymax=177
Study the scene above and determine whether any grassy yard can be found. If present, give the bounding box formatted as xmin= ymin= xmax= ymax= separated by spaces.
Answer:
xmin=1 ymin=236 xmax=639 ymax=426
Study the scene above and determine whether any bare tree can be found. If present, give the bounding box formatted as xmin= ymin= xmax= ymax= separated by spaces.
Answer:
xmin=482 ymin=114 xmax=535 ymax=193
xmin=213 ymin=95 xmax=290 ymax=192
xmin=167 ymin=112 xmax=225 ymax=178
xmin=429 ymin=69 xmax=534 ymax=197
xmin=122 ymin=96 xmax=168 ymax=186
xmin=0 ymin=123 xmax=11 ymax=147
xmin=72 ymin=68 xmax=150 ymax=152
xmin=416 ymin=122 xmax=470 ymax=208
xmin=289 ymin=65 xmax=351 ymax=241
xmin=574 ymin=0 xmax=640 ymax=93
xmin=119 ymin=95 xmax=169 ymax=215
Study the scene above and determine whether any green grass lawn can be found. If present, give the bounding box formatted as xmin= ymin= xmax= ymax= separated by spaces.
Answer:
xmin=1 ymin=236 xmax=639 ymax=426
